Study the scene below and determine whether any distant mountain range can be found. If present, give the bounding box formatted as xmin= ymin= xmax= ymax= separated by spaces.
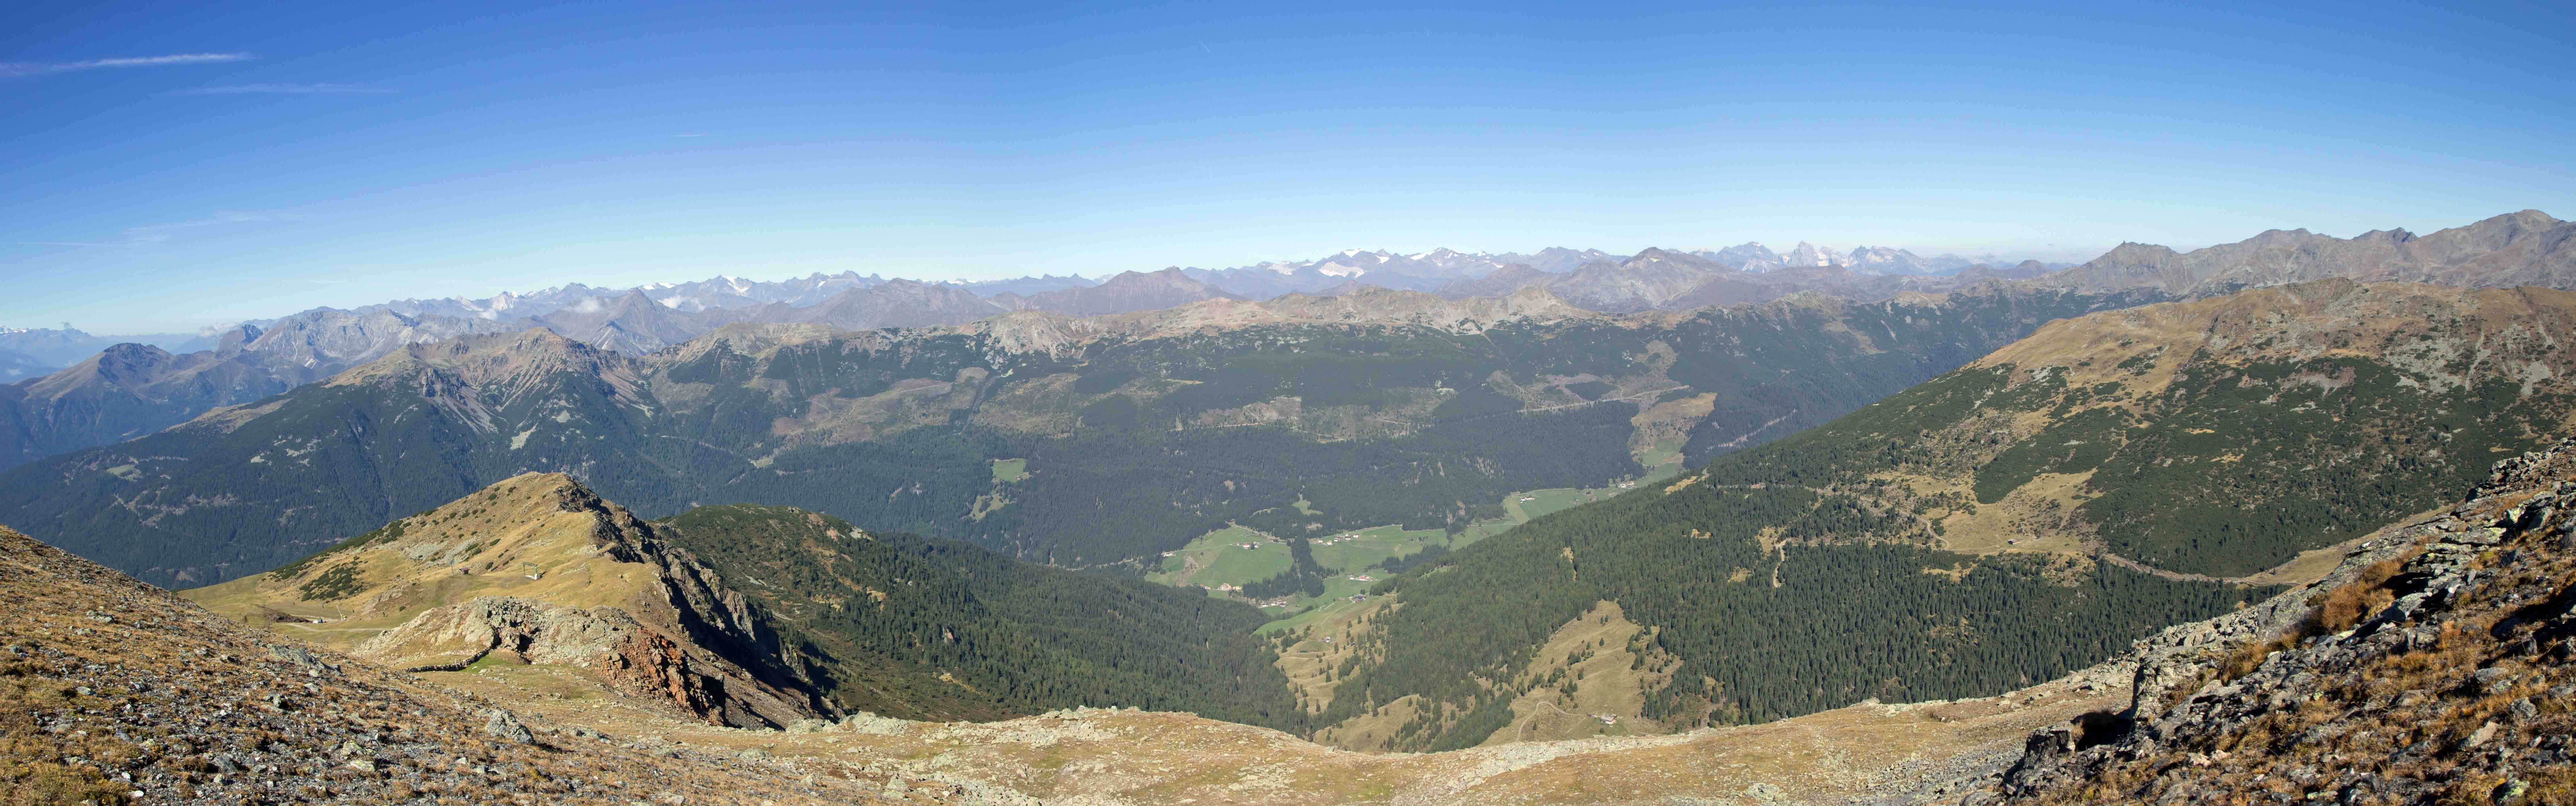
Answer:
xmin=1684 ymin=241 xmax=2004 ymax=275
xmin=0 ymin=279 xmax=2161 ymax=588
xmin=0 ymin=349 xmax=54 ymax=382
xmin=0 ymin=308 xmax=520 ymax=469
xmin=0 ymin=326 xmax=212 ymax=365
xmin=1 ymin=211 xmax=2562 ymax=478
xmin=7 ymin=239 xmax=2060 ymax=344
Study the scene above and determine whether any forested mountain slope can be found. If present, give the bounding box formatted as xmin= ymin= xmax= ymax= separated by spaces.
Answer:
xmin=1303 ymin=279 xmax=2576 ymax=753
xmin=1706 ymin=279 xmax=2576 ymax=577
xmin=0 ymin=284 xmax=2158 ymax=587
xmin=184 ymin=474 xmax=1301 ymax=731
xmin=649 ymin=503 xmax=1302 ymax=728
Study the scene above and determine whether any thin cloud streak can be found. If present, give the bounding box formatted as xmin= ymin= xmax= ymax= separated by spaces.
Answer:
xmin=19 ymin=213 xmax=317 ymax=250
xmin=0 ymin=53 xmax=250 ymax=78
xmin=128 ymin=212 xmax=315 ymax=233
xmin=175 ymin=83 xmax=395 ymax=95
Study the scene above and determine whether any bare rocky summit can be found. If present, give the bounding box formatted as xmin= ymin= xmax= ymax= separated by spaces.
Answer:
xmin=186 ymin=473 xmax=835 ymax=730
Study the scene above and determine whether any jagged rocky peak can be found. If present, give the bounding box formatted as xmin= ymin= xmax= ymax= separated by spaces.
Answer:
xmin=1708 ymin=241 xmax=1780 ymax=266
xmin=1784 ymin=241 xmax=1841 ymax=267
xmin=212 ymin=322 xmax=264 ymax=352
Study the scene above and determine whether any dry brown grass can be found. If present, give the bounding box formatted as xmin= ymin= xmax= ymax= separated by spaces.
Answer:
xmin=2214 ymin=554 xmax=2413 ymax=686
xmin=2311 ymin=556 xmax=2407 ymax=634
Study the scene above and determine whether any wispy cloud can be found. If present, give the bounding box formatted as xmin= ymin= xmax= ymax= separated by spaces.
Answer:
xmin=128 ymin=212 xmax=315 ymax=233
xmin=0 ymin=53 xmax=250 ymax=79
xmin=175 ymin=83 xmax=394 ymax=95
xmin=21 ymin=212 xmax=315 ymax=249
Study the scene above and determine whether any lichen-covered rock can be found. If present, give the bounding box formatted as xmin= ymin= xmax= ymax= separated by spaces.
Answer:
xmin=485 ymin=709 xmax=536 ymax=744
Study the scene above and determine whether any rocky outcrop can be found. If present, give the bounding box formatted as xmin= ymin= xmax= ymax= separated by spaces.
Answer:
xmin=533 ymin=479 xmax=838 ymax=728
xmin=359 ymin=595 xmax=823 ymax=730
xmin=1984 ymin=437 xmax=2576 ymax=804
xmin=233 ymin=472 xmax=840 ymax=731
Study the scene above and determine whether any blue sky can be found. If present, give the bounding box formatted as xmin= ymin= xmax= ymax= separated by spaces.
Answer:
xmin=4 ymin=1 xmax=2571 ymax=333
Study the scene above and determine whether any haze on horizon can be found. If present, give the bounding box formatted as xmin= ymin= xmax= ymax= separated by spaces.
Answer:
xmin=4 ymin=1 xmax=2570 ymax=333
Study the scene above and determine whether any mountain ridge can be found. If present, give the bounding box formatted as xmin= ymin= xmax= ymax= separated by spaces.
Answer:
xmin=2042 ymin=209 xmax=2572 ymax=296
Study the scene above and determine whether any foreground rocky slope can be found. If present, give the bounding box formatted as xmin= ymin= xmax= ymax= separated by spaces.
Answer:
xmin=0 ymin=492 xmax=2143 ymax=798
xmin=0 ymin=524 xmax=904 ymax=805
xmin=1981 ymin=438 xmax=2576 ymax=805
